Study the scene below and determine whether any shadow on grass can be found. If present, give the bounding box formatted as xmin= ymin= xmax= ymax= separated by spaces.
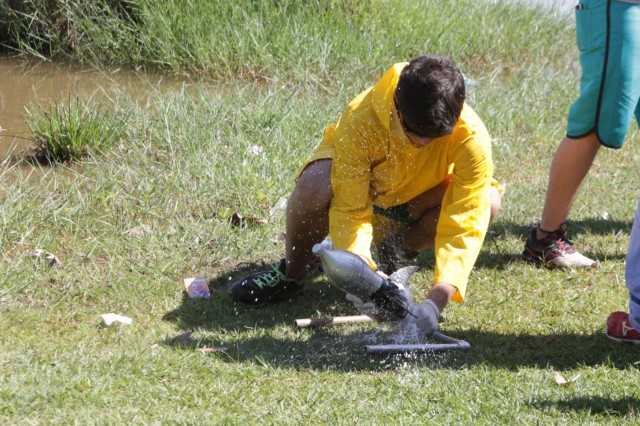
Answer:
xmin=476 ymin=218 xmax=633 ymax=268
xmin=162 ymin=315 xmax=640 ymax=372
xmin=400 ymin=217 xmax=633 ymax=271
xmin=163 ymin=283 xmax=640 ymax=373
xmin=162 ymin=216 xmax=637 ymax=372
xmin=492 ymin=217 xmax=633 ymax=239
xmin=530 ymin=396 xmax=640 ymax=417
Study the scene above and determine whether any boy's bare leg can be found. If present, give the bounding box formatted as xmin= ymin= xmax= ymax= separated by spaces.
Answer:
xmin=399 ymin=180 xmax=502 ymax=312
xmin=402 ymin=177 xmax=502 ymax=253
xmin=401 ymin=176 xmax=451 ymax=252
xmin=285 ymin=159 xmax=333 ymax=281
xmin=537 ymin=133 xmax=600 ymax=238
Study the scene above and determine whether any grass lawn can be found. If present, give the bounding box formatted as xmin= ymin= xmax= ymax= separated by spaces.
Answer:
xmin=1 ymin=0 xmax=640 ymax=424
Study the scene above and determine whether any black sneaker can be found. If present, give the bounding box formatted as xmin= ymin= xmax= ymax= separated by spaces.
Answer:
xmin=375 ymin=239 xmax=419 ymax=275
xmin=230 ymin=259 xmax=303 ymax=305
xmin=521 ymin=224 xmax=597 ymax=269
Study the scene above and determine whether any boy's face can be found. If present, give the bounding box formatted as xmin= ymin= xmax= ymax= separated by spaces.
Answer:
xmin=394 ymin=95 xmax=434 ymax=147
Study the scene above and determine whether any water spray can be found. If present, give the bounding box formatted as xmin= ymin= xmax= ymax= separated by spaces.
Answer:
xmin=305 ymin=240 xmax=471 ymax=353
xmin=292 ymin=314 xmax=471 ymax=354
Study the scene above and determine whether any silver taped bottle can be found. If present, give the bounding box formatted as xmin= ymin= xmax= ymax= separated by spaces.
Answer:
xmin=312 ymin=242 xmax=385 ymax=301
xmin=312 ymin=241 xmax=415 ymax=320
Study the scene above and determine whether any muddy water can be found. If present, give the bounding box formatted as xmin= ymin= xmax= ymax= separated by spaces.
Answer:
xmin=0 ymin=56 xmax=193 ymax=159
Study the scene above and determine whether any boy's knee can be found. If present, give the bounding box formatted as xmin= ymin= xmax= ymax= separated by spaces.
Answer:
xmin=290 ymin=160 xmax=334 ymax=213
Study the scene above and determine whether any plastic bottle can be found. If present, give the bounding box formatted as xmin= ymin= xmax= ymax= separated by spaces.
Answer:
xmin=312 ymin=241 xmax=412 ymax=320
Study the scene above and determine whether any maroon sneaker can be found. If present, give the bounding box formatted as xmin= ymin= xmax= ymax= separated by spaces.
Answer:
xmin=605 ymin=311 xmax=640 ymax=345
xmin=521 ymin=224 xmax=597 ymax=269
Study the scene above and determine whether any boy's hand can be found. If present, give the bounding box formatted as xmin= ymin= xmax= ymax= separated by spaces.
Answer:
xmin=412 ymin=299 xmax=440 ymax=337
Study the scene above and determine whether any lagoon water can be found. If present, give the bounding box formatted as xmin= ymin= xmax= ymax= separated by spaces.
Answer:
xmin=0 ymin=57 xmax=194 ymax=159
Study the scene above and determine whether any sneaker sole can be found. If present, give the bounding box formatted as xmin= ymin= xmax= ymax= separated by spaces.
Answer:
xmin=521 ymin=250 xmax=558 ymax=269
xmin=604 ymin=331 xmax=640 ymax=345
xmin=521 ymin=250 xmax=597 ymax=270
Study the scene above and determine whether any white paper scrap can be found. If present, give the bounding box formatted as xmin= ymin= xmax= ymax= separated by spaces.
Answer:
xmin=101 ymin=313 xmax=133 ymax=326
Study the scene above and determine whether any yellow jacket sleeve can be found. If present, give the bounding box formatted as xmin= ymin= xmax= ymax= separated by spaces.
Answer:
xmin=434 ymin=126 xmax=493 ymax=302
xmin=327 ymin=117 xmax=379 ymax=267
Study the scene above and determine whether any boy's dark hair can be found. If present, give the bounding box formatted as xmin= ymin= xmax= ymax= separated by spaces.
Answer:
xmin=395 ymin=55 xmax=465 ymax=138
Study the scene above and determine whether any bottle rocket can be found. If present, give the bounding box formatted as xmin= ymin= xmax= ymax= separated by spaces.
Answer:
xmin=312 ymin=241 xmax=416 ymax=321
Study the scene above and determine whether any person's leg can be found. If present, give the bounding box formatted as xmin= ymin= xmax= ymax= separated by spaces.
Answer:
xmin=605 ymin=198 xmax=640 ymax=344
xmin=626 ymin=200 xmax=640 ymax=331
xmin=401 ymin=176 xmax=452 ymax=253
xmin=537 ymin=134 xmax=600 ymax=238
xmin=230 ymin=159 xmax=333 ymax=305
xmin=284 ymin=159 xmax=333 ymax=280
xmin=604 ymin=11 xmax=640 ymax=335
xmin=403 ymin=178 xmax=501 ymax=253
xmin=521 ymin=134 xmax=600 ymax=269
xmin=527 ymin=1 xmax=640 ymax=269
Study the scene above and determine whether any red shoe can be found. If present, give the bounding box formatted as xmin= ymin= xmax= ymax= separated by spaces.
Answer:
xmin=605 ymin=311 xmax=640 ymax=345
xmin=521 ymin=224 xmax=597 ymax=269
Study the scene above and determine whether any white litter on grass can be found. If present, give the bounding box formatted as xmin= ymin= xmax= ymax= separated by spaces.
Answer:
xmin=184 ymin=277 xmax=211 ymax=299
xmin=269 ymin=196 xmax=288 ymax=218
xmin=101 ymin=313 xmax=133 ymax=326
xmin=33 ymin=248 xmax=60 ymax=268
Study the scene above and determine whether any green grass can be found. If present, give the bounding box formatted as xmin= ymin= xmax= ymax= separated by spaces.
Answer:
xmin=2 ymin=0 xmax=640 ymax=424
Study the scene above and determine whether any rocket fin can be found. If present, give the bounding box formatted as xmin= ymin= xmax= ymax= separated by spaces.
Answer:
xmin=389 ymin=266 xmax=418 ymax=289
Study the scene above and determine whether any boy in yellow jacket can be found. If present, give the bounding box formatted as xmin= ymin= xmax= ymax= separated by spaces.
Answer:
xmin=231 ymin=55 xmax=502 ymax=336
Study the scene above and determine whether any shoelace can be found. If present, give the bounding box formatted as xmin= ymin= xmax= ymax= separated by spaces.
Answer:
xmin=253 ymin=265 xmax=288 ymax=289
xmin=546 ymin=232 xmax=576 ymax=254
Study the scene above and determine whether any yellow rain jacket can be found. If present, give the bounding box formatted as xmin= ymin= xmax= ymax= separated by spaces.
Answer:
xmin=304 ymin=63 xmax=495 ymax=302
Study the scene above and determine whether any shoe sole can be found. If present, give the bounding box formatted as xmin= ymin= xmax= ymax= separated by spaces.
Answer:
xmin=521 ymin=251 xmax=558 ymax=270
xmin=521 ymin=250 xmax=597 ymax=270
xmin=604 ymin=331 xmax=640 ymax=345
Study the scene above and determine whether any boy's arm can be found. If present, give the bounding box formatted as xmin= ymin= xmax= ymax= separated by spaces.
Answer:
xmin=412 ymin=137 xmax=492 ymax=336
xmin=432 ymin=135 xmax=493 ymax=303
xmin=328 ymin=132 xmax=377 ymax=267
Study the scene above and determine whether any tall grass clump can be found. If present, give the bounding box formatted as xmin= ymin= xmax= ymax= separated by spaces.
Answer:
xmin=1 ymin=0 xmax=572 ymax=84
xmin=0 ymin=0 xmax=138 ymax=60
xmin=26 ymin=94 xmax=128 ymax=162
